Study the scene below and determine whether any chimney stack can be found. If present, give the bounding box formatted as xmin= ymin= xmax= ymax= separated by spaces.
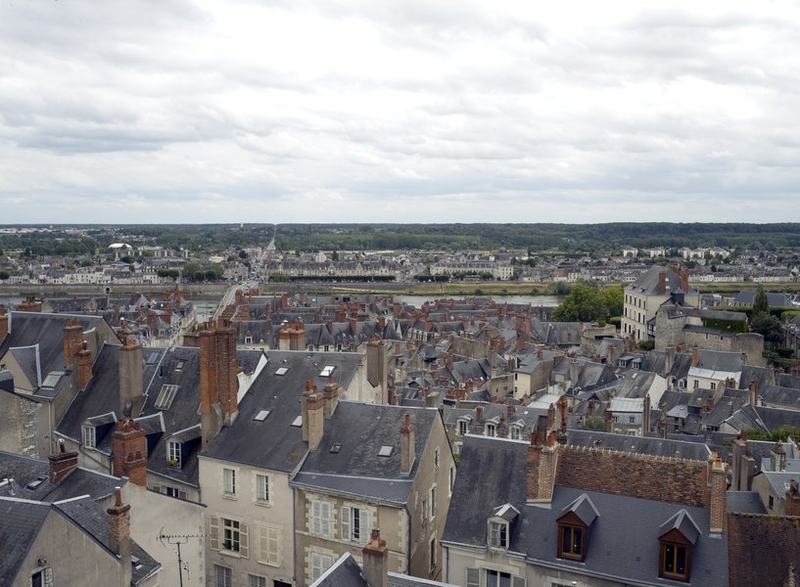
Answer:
xmin=63 ymin=318 xmax=83 ymax=368
xmin=657 ymin=270 xmax=667 ymax=295
xmin=306 ymin=386 xmax=324 ymax=451
xmin=107 ymin=487 xmax=133 ymax=587
xmin=527 ymin=431 xmax=558 ymax=503
xmin=112 ymin=419 xmax=148 ymax=486
xmin=691 ymin=344 xmax=699 ymax=367
xmin=642 ymin=394 xmax=651 ymax=436
xmin=665 ymin=344 xmax=675 ymax=377
xmin=785 ymin=480 xmax=800 ymax=516
xmin=680 ymin=268 xmax=689 ymax=293
xmin=709 ymin=454 xmax=727 ymax=533
xmin=400 ymin=414 xmax=416 ymax=475
xmin=362 ymin=529 xmax=389 ymax=587
xmin=323 ymin=378 xmax=339 ymax=417
xmin=0 ymin=305 xmax=8 ymax=341
xmin=118 ymin=339 xmax=143 ymax=418
xmin=49 ymin=441 xmax=79 ymax=485
xmin=78 ymin=340 xmax=92 ymax=389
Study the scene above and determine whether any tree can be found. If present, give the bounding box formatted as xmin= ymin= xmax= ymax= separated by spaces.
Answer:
xmin=0 ymin=270 xmax=9 ymax=281
xmin=752 ymin=285 xmax=769 ymax=317
xmin=552 ymin=282 xmax=623 ymax=323
xmin=750 ymin=312 xmax=784 ymax=346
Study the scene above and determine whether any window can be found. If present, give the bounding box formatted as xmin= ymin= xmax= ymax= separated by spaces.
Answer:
xmin=255 ymin=473 xmax=270 ymax=504
xmin=310 ymin=551 xmax=333 ymax=582
xmin=342 ymin=506 xmax=370 ymax=544
xmin=214 ymin=565 xmax=233 ymax=587
xmin=167 ymin=441 xmax=181 ymax=466
xmin=449 ymin=466 xmax=456 ymax=495
xmin=710 ymin=382 xmax=716 ymax=390
xmin=434 ymin=447 xmax=440 ymax=470
xmin=222 ymin=517 xmax=249 ymax=555
xmin=430 ymin=536 xmax=437 ymax=572
xmin=489 ymin=521 xmax=508 ymax=549
xmin=510 ymin=425 xmax=521 ymax=440
xmin=31 ymin=568 xmax=52 ymax=587
xmin=311 ymin=499 xmax=332 ymax=537
xmin=458 ymin=419 xmax=468 ymax=436
xmin=248 ymin=574 xmax=266 ymax=587
xmin=486 ymin=570 xmax=512 ymax=587
xmin=430 ymin=486 xmax=437 ymax=519
xmin=223 ymin=468 xmax=236 ymax=496
xmin=421 ymin=497 xmax=429 ymax=526
xmin=83 ymin=425 xmax=96 ymax=449
xmin=693 ymin=380 xmax=699 ymax=389
xmin=154 ymin=384 xmax=179 ymax=409
xmin=485 ymin=423 xmax=496 ymax=437
xmin=257 ymin=525 xmax=281 ymax=566
xmin=628 ymin=416 xmax=636 ymax=424
xmin=660 ymin=542 xmax=690 ymax=581
xmin=558 ymin=524 xmax=585 ymax=561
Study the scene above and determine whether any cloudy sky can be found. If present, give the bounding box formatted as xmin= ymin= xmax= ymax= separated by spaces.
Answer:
xmin=1 ymin=1 xmax=799 ymax=225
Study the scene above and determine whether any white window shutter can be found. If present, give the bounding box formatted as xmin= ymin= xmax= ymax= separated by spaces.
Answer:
xmin=341 ymin=506 xmax=351 ymax=541
xmin=466 ymin=568 xmax=480 ymax=587
xmin=209 ymin=516 xmax=219 ymax=551
xmin=322 ymin=502 xmax=331 ymax=536
xmin=268 ymin=526 xmax=280 ymax=566
xmin=258 ymin=525 xmax=268 ymax=563
xmin=240 ymin=522 xmax=249 ymax=558
xmin=359 ymin=509 xmax=370 ymax=545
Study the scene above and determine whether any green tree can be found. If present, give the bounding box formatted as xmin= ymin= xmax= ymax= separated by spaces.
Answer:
xmin=552 ymin=282 xmax=623 ymax=323
xmin=750 ymin=313 xmax=784 ymax=346
xmin=0 ymin=270 xmax=9 ymax=281
xmin=752 ymin=285 xmax=769 ymax=317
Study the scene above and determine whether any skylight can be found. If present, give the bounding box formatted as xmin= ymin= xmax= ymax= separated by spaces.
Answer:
xmin=154 ymin=384 xmax=179 ymax=410
xmin=320 ymin=365 xmax=336 ymax=377
xmin=275 ymin=367 xmax=289 ymax=376
xmin=174 ymin=360 xmax=185 ymax=372
xmin=378 ymin=445 xmax=394 ymax=457
xmin=254 ymin=409 xmax=271 ymax=422
xmin=145 ymin=351 xmax=160 ymax=366
xmin=42 ymin=372 xmax=63 ymax=388
xmin=291 ymin=415 xmax=302 ymax=427
xmin=330 ymin=443 xmax=341 ymax=453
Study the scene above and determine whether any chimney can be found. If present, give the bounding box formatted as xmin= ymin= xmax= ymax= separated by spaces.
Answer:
xmin=216 ymin=325 xmax=239 ymax=425
xmin=506 ymin=402 xmax=515 ymax=423
xmin=63 ymin=318 xmax=83 ymax=368
xmin=657 ymin=270 xmax=667 ymax=295
xmin=785 ymin=480 xmax=800 ymax=516
xmin=362 ymin=528 xmax=389 ymax=587
xmin=107 ymin=487 xmax=133 ymax=587
xmin=112 ymin=419 xmax=148 ymax=486
xmin=557 ymin=395 xmax=568 ymax=435
xmin=200 ymin=328 xmax=219 ymax=449
xmin=604 ymin=410 xmax=615 ymax=434
xmin=118 ymin=339 xmax=143 ymax=418
xmin=49 ymin=441 xmax=79 ymax=485
xmin=527 ymin=431 xmax=558 ymax=503
xmin=400 ymin=414 xmax=415 ymax=475
xmin=78 ymin=340 xmax=92 ymax=389
xmin=730 ymin=435 xmax=756 ymax=491
xmin=587 ymin=399 xmax=596 ymax=418
xmin=569 ymin=356 xmax=579 ymax=384
xmin=680 ymin=268 xmax=689 ymax=293
xmin=367 ymin=338 xmax=388 ymax=396
xmin=665 ymin=344 xmax=675 ymax=377
xmin=709 ymin=454 xmax=727 ymax=533
xmin=0 ymin=305 xmax=8 ymax=341
xmin=642 ymin=394 xmax=651 ymax=436
xmin=691 ymin=344 xmax=699 ymax=367
xmin=322 ymin=378 xmax=339 ymax=417
xmin=750 ymin=380 xmax=760 ymax=406
xmin=516 ymin=335 xmax=525 ymax=353
xmin=306 ymin=387 xmax=324 ymax=451
xmin=771 ymin=442 xmax=787 ymax=472
xmin=475 ymin=404 xmax=484 ymax=425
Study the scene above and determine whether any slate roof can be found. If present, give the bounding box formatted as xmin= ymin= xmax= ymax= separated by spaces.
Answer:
xmin=0 ymin=451 xmax=121 ymax=503
xmin=205 ymin=350 xmax=364 ymax=472
xmin=524 ymin=486 xmax=727 ymax=587
xmin=726 ymin=491 xmax=768 ymax=514
xmin=0 ymin=496 xmax=49 ymax=585
xmin=312 ymin=551 xmax=458 ymax=587
xmin=291 ymin=403 xmax=440 ymax=505
xmin=441 ymin=436 xmax=529 ymax=550
xmin=627 ymin=264 xmax=696 ymax=295
xmin=566 ymin=430 xmax=712 ymax=461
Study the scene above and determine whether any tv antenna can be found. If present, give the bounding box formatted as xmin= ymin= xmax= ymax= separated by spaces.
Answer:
xmin=158 ymin=528 xmax=204 ymax=587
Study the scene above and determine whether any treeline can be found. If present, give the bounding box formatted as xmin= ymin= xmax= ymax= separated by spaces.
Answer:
xmin=4 ymin=223 xmax=800 ymax=257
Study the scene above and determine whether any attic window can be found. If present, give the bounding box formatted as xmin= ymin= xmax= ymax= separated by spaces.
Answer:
xmin=330 ymin=443 xmax=341 ymax=453
xmin=174 ymin=360 xmax=185 ymax=372
xmin=154 ymin=384 xmax=179 ymax=410
xmin=145 ymin=351 xmax=160 ymax=365
xmin=378 ymin=445 xmax=394 ymax=457
xmin=291 ymin=415 xmax=302 ymax=427
xmin=26 ymin=475 xmax=47 ymax=490
xmin=320 ymin=365 xmax=336 ymax=377
xmin=254 ymin=409 xmax=271 ymax=422
xmin=42 ymin=372 xmax=63 ymax=388
xmin=275 ymin=367 xmax=289 ymax=376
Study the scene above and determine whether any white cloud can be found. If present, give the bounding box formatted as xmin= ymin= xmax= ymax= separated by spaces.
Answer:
xmin=0 ymin=0 xmax=799 ymax=224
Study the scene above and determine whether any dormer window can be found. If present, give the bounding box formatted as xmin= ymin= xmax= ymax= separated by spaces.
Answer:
xmin=487 ymin=503 xmax=518 ymax=551
xmin=167 ymin=440 xmax=181 ymax=466
xmin=510 ymin=424 xmax=522 ymax=441
xmin=556 ymin=493 xmax=598 ymax=563
xmin=485 ymin=423 xmax=496 ymax=437
xmin=658 ymin=509 xmax=699 ymax=582
xmin=457 ymin=419 xmax=469 ymax=436
xmin=83 ymin=424 xmax=96 ymax=449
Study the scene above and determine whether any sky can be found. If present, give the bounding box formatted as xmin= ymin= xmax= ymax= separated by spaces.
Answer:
xmin=1 ymin=1 xmax=799 ymax=225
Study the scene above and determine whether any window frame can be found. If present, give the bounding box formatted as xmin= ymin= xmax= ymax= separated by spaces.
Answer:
xmin=485 ymin=423 xmax=496 ymax=437
xmin=82 ymin=424 xmax=96 ymax=449
xmin=310 ymin=551 xmax=333 ymax=583
xmin=457 ymin=419 xmax=468 ymax=436
xmin=557 ymin=522 xmax=586 ymax=561
xmin=341 ymin=505 xmax=371 ymax=544
xmin=214 ymin=564 xmax=233 ymax=587
xmin=254 ymin=473 xmax=270 ymax=505
xmin=310 ymin=499 xmax=332 ymax=537
xmin=167 ymin=440 xmax=181 ymax=465
xmin=659 ymin=539 xmax=692 ymax=582
xmin=223 ymin=467 xmax=237 ymax=497
xmin=488 ymin=520 xmax=509 ymax=549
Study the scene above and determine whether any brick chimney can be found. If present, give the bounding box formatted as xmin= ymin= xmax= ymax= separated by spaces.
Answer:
xmin=709 ymin=454 xmax=727 ymax=533
xmin=322 ymin=378 xmax=339 ymax=417
xmin=400 ymin=413 xmax=415 ymax=475
xmin=771 ymin=442 xmax=787 ymax=472
xmin=604 ymin=409 xmax=615 ymax=434
xmin=306 ymin=387 xmax=324 ymax=451
xmin=657 ymin=270 xmax=667 ymax=295
xmin=527 ymin=431 xmax=558 ymax=503
xmin=200 ymin=323 xmax=239 ymax=448
xmin=49 ymin=441 xmax=79 ymax=485
xmin=642 ymin=394 xmax=651 ymax=436
xmin=77 ymin=340 xmax=92 ymax=389
xmin=475 ymin=404 xmax=484 ymax=425
xmin=63 ymin=318 xmax=83 ymax=368
xmin=118 ymin=339 xmax=143 ymax=417
xmin=0 ymin=305 xmax=8 ymax=341
xmin=362 ymin=528 xmax=389 ymax=587
xmin=785 ymin=480 xmax=800 ymax=516
xmin=680 ymin=268 xmax=689 ymax=292
xmin=107 ymin=486 xmax=133 ymax=587
xmin=112 ymin=419 xmax=148 ymax=486
xmin=691 ymin=344 xmax=699 ymax=367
